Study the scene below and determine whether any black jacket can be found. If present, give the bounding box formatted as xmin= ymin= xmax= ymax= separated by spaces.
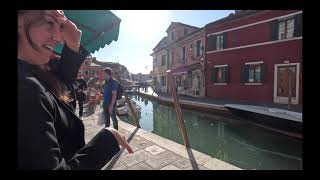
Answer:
xmin=18 ymin=45 xmax=120 ymax=170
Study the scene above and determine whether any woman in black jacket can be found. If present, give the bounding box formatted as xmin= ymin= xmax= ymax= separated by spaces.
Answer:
xmin=18 ymin=10 xmax=133 ymax=170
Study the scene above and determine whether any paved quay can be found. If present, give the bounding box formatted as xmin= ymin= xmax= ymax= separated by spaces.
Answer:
xmin=79 ymin=106 xmax=241 ymax=170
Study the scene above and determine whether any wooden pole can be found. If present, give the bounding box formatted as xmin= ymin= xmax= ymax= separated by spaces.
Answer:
xmin=167 ymin=70 xmax=190 ymax=147
xmin=123 ymin=88 xmax=141 ymax=128
xmin=114 ymin=74 xmax=141 ymax=128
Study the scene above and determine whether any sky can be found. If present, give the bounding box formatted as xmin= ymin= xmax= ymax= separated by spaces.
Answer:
xmin=92 ymin=10 xmax=234 ymax=74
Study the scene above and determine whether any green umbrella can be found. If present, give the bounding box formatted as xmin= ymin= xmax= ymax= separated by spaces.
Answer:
xmin=54 ymin=10 xmax=121 ymax=54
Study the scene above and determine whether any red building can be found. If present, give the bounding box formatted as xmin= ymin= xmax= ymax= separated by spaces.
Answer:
xmin=78 ymin=56 xmax=104 ymax=82
xmin=205 ymin=10 xmax=302 ymax=105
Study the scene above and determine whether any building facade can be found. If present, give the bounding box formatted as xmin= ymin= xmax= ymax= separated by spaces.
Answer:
xmin=166 ymin=22 xmax=206 ymax=97
xmin=151 ymin=22 xmax=206 ymax=97
xmin=78 ymin=56 xmax=104 ymax=82
xmin=151 ymin=37 xmax=169 ymax=93
xmin=205 ymin=10 xmax=302 ymax=105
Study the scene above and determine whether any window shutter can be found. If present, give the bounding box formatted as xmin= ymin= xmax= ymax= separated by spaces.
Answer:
xmin=294 ymin=13 xmax=302 ymax=37
xmin=225 ymin=66 xmax=230 ymax=83
xmin=207 ymin=35 xmax=217 ymax=51
xmin=271 ymin=20 xmax=279 ymax=41
xmin=223 ymin=32 xmax=227 ymax=49
xmin=241 ymin=65 xmax=248 ymax=83
xmin=211 ymin=67 xmax=217 ymax=83
xmin=261 ymin=63 xmax=267 ymax=82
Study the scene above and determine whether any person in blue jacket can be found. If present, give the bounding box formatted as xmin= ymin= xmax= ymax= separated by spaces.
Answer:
xmin=102 ymin=67 xmax=119 ymax=130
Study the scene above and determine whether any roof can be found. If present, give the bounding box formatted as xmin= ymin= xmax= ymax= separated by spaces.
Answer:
xmin=90 ymin=62 xmax=101 ymax=67
xmin=205 ymin=10 xmax=264 ymax=28
xmin=152 ymin=36 xmax=168 ymax=51
xmin=166 ymin=22 xmax=200 ymax=32
xmin=150 ymin=28 xmax=204 ymax=56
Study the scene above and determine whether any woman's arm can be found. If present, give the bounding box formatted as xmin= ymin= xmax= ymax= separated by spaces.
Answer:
xmin=51 ymin=44 xmax=89 ymax=86
xmin=18 ymin=78 xmax=120 ymax=170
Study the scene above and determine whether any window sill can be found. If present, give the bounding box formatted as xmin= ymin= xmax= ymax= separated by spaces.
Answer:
xmin=214 ymin=83 xmax=227 ymax=85
xmin=244 ymin=83 xmax=262 ymax=85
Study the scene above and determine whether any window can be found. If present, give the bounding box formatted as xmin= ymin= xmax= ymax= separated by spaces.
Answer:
xmin=216 ymin=34 xmax=224 ymax=50
xmin=153 ymin=59 xmax=157 ymax=68
xmin=248 ymin=65 xmax=261 ymax=82
xmin=278 ymin=17 xmax=295 ymax=40
xmin=78 ymin=70 xmax=82 ymax=75
xmin=161 ymin=54 xmax=166 ymax=67
xmin=161 ymin=76 xmax=166 ymax=86
xmin=207 ymin=35 xmax=216 ymax=51
xmin=84 ymin=70 xmax=89 ymax=75
xmin=212 ymin=65 xmax=229 ymax=83
xmin=184 ymin=28 xmax=188 ymax=36
xmin=84 ymin=60 xmax=89 ymax=66
xmin=207 ymin=33 xmax=226 ymax=51
xmin=171 ymin=51 xmax=174 ymax=65
xmin=171 ymin=30 xmax=175 ymax=41
xmin=195 ymin=40 xmax=201 ymax=57
xmin=241 ymin=62 xmax=267 ymax=83
xmin=182 ymin=46 xmax=186 ymax=62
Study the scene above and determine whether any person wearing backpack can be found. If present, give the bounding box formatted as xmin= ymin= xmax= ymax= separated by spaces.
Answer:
xmin=103 ymin=67 xmax=120 ymax=130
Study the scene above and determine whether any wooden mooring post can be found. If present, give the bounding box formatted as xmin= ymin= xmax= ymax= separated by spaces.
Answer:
xmin=123 ymin=88 xmax=141 ymax=128
xmin=114 ymin=75 xmax=141 ymax=128
xmin=167 ymin=70 xmax=190 ymax=148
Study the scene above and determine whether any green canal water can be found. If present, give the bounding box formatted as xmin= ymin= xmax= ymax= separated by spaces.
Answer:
xmin=120 ymin=94 xmax=302 ymax=170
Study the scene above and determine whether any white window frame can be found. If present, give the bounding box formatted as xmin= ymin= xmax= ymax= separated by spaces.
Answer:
xmin=244 ymin=61 xmax=263 ymax=85
xmin=84 ymin=70 xmax=89 ymax=75
xmin=278 ymin=16 xmax=295 ymax=40
xmin=216 ymin=34 xmax=224 ymax=50
xmin=273 ymin=62 xmax=300 ymax=104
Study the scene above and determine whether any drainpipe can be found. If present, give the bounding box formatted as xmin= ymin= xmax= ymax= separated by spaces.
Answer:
xmin=203 ymin=29 xmax=207 ymax=98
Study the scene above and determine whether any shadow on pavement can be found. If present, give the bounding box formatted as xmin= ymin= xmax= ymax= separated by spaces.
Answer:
xmin=102 ymin=127 xmax=139 ymax=170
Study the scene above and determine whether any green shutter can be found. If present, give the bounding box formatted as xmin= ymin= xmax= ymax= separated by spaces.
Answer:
xmin=241 ymin=65 xmax=248 ymax=83
xmin=261 ymin=63 xmax=267 ymax=82
xmin=271 ymin=20 xmax=279 ymax=40
xmin=211 ymin=67 xmax=217 ymax=83
xmin=223 ymin=32 xmax=227 ymax=49
xmin=294 ymin=13 xmax=302 ymax=37
xmin=207 ymin=35 xmax=217 ymax=51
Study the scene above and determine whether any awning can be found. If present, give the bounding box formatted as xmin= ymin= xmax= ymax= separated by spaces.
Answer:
xmin=170 ymin=63 xmax=201 ymax=75
xmin=54 ymin=10 xmax=121 ymax=54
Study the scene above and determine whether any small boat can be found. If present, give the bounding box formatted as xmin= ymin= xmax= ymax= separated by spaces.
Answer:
xmin=224 ymin=104 xmax=302 ymax=135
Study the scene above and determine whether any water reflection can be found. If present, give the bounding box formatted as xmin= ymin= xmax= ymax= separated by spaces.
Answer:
xmin=121 ymin=95 xmax=302 ymax=170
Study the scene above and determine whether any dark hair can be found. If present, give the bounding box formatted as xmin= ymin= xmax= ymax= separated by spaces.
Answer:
xmin=18 ymin=10 xmax=71 ymax=103
xmin=104 ymin=67 xmax=112 ymax=76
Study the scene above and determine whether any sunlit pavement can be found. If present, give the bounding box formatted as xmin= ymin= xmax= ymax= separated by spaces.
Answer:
xmin=79 ymin=106 xmax=241 ymax=170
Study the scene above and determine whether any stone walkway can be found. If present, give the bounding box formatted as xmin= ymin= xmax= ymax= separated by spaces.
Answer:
xmin=79 ymin=106 xmax=241 ymax=170
xmin=134 ymin=87 xmax=302 ymax=113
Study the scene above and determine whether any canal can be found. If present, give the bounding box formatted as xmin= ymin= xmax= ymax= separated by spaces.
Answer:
xmin=120 ymin=94 xmax=302 ymax=170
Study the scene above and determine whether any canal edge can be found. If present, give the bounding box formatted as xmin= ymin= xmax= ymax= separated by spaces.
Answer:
xmin=117 ymin=116 xmax=242 ymax=170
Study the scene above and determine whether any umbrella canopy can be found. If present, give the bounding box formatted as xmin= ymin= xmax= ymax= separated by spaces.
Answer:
xmin=54 ymin=10 xmax=121 ymax=54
